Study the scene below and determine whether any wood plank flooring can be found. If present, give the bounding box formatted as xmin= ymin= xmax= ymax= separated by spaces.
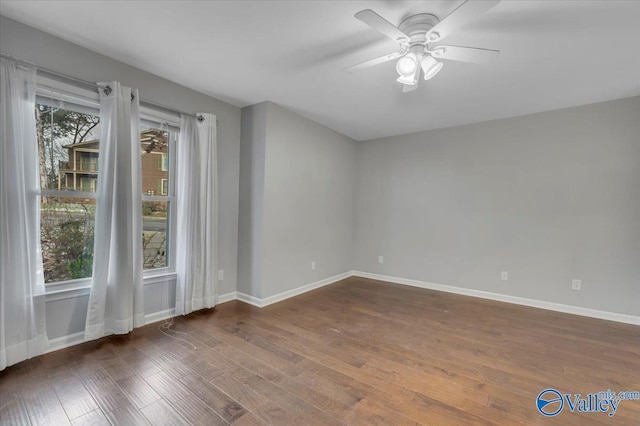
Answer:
xmin=1 ymin=276 xmax=639 ymax=425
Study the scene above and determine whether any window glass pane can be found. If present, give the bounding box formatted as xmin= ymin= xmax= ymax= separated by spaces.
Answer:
xmin=80 ymin=177 xmax=97 ymax=192
xmin=41 ymin=196 xmax=95 ymax=283
xmin=140 ymin=127 xmax=169 ymax=196
xmin=36 ymin=102 xmax=100 ymax=191
xmin=143 ymin=201 xmax=169 ymax=269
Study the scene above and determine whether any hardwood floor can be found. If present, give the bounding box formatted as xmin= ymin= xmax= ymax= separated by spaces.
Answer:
xmin=1 ymin=276 xmax=639 ymax=425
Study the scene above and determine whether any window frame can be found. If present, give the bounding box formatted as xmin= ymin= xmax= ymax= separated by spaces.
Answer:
xmin=36 ymin=76 xmax=181 ymax=293
xmin=36 ymin=77 xmax=100 ymax=292
xmin=159 ymin=178 xmax=168 ymax=195
xmin=160 ymin=153 xmax=168 ymax=172
xmin=140 ymin=126 xmax=177 ymax=274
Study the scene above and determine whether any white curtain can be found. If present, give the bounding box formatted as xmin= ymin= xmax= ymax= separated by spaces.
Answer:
xmin=175 ymin=113 xmax=218 ymax=315
xmin=84 ymin=82 xmax=144 ymax=341
xmin=0 ymin=58 xmax=48 ymax=370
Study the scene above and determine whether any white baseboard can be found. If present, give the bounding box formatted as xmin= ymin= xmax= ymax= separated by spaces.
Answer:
xmin=45 ymin=331 xmax=85 ymax=354
xmin=352 ymin=271 xmax=640 ymax=326
xmin=45 ymin=308 xmax=176 ymax=354
xmin=144 ymin=308 xmax=176 ymax=325
xmin=217 ymin=291 xmax=237 ymax=304
xmin=235 ymin=292 xmax=263 ymax=307
xmin=236 ymin=271 xmax=353 ymax=308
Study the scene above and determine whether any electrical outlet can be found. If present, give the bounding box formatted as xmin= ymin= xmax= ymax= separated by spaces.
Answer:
xmin=572 ymin=279 xmax=582 ymax=291
xmin=378 ymin=256 xmax=384 ymax=264
xmin=311 ymin=261 xmax=316 ymax=271
xmin=217 ymin=270 xmax=224 ymax=281
xmin=501 ymin=271 xmax=508 ymax=281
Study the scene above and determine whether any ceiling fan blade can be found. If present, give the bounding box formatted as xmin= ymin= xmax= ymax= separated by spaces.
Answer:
xmin=355 ymin=9 xmax=410 ymax=45
xmin=431 ymin=45 xmax=499 ymax=63
xmin=426 ymin=0 xmax=501 ymax=42
xmin=344 ymin=51 xmax=404 ymax=72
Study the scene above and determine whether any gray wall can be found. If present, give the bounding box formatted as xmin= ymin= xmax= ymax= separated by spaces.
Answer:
xmin=238 ymin=102 xmax=357 ymax=299
xmin=354 ymin=96 xmax=640 ymax=316
xmin=238 ymin=103 xmax=268 ymax=297
xmin=1 ymin=15 xmax=241 ymax=338
xmin=261 ymin=103 xmax=356 ymax=298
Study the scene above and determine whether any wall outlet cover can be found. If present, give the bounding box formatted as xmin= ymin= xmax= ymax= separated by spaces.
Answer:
xmin=572 ymin=279 xmax=582 ymax=291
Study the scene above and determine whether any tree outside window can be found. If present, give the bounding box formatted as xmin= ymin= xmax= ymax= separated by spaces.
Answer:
xmin=37 ymin=100 xmax=176 ymax=283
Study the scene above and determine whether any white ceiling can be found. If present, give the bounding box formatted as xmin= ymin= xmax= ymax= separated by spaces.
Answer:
xmin=1 ymin=1 xmax=639 ymax=140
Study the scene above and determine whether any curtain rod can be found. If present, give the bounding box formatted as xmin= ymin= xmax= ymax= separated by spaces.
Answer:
xmin=0 ymin=53 xmax=204 ymax=122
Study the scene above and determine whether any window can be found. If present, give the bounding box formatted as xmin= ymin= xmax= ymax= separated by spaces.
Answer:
xmin=36 ymin=95 xmax=100 ymax=284
xmin=80 ymin=177 xmax=96 ymax=192
xmin=36 ymin=79 xmax=180 ymax=285
xmin=141 ymin=125 xmax=176 ymax=271
xmin=79 ymin=152 xmax=98 ymax=172
xmin=160 ymin=153 xmax=168 ymax=171
xmin=160 ymin=179 xmax=168 ymax=196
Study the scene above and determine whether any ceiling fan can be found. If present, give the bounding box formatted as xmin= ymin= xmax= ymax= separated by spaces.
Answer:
xmin=345 ymin=0 xmax=501 ymax=92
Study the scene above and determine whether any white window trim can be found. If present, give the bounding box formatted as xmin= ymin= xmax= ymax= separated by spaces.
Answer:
xmin=42 ymin=273 xmax=179 ymax=301
xmin=36 ymin=75 xmax=100 ymax=106
xmin=142 ymin=129 xmax=177 ymax=272
xmin=140 ymin=107 xmax=180 ymax=130
xmin=37 ymin=79 xmax=99 ymax=294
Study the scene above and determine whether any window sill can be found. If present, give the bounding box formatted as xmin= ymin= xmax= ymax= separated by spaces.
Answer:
xmin=41 ymin=278 xmax=91 ymax=302
xmin=144 ymin=270 xmax=177 ymax=285
xmin=41 ymin=270 xmax=178 ymax=301
xmin=45 ymin=278 xmax=92 ymax=295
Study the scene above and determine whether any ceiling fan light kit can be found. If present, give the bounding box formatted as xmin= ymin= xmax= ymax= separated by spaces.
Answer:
xmin=396 ymin=53 xmax=418 ymax=77
xmin=396 ymin=73 xmax=418 ymax=86
xmin=348 ymin=0 xmax=501 ymax=92
xmin=421 ymin=56 xmax=443 ymax=81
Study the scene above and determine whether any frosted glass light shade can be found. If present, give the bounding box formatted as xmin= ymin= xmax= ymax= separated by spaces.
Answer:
xmin=421 ymin=55 xmax=443 ymax=80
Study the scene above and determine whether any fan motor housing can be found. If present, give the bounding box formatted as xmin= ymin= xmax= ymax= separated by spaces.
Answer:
xmin=398 ymin=13 xmax=439 ymax=46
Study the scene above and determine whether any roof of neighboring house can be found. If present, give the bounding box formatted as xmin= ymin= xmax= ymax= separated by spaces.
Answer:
xmin=63 ymin=129 xmax=168 ymax=152
xmin=63 ymin=139 xmax=99 ymax=149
